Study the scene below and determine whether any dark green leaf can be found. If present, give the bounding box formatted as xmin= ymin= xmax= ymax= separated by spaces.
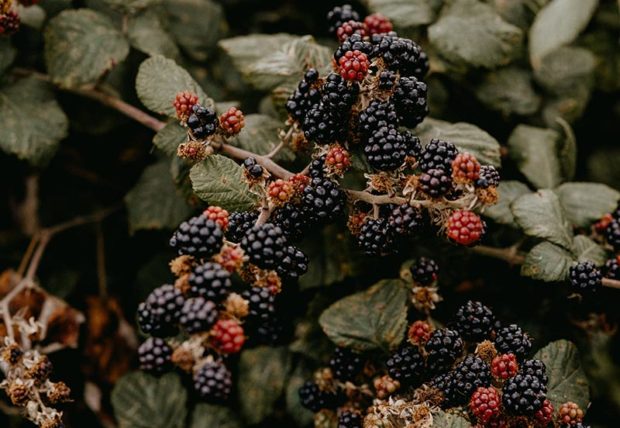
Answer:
xmin=534 ymin=47 xmax=596 ymax=96
xmin=555 ymin=182 xmax=620 ymax=228
xmin=475 ymin=67 xmax=541 ymax=116
xmin=363 ymin=0 xmax=442 ymax=29
xmin=229 ymin=114 xmax=294 ymax=162
xmin=190 ymin=404 xmax=242 ymax=428
xmin=507 ymin=125 xmax=562 ymax=189
xmin=521 ymin=241 xmax=573 ymax=282
xmin=483 ymin=180 xmax=531 ymax=226
xmin=153 ymin=121 xmax=186 ymax=156
xmin=572 ymin=236 xmax=606 ymax=266
xmin=128 ymin=10 xmax=181 ymax=60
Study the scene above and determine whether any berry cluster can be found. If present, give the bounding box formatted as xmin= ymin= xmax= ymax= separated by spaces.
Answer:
xmin=584 ymin=201 xmax=620 ymax=293
xmin=0 ymin=0 xmax=19 ymax=37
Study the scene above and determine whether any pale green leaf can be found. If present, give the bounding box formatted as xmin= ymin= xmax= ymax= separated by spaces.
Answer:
xmin=190 ymin=404 xmax=241 ymax=428
xmin=555 ymin=182 xmax=620 ymax=228
xmin=572 ymin=236 xmax=606 ymax=266
xmin=483 ymin=180 xmax=531 ymax=226
xmin=534 ymin=46 xmax=596 ymax=95
xmin=17 ymin=4 xmax=46 ymax=29
xmin=229 ymin=114 xmax=293 ymax=162
xmin=475 ymin=67 xmax=541 ymax=116
xmin=128 ymin=10 xmax=180 ymax=60
xmin=521 ymin=241 xmax=573 ymax=282
xmin=362 ymin=0 xmax=442 ymax=29
xmin=512 ymin=190 xmax=573 ymax=248
xmin=153 ymin=121 xmax=186 ymax=156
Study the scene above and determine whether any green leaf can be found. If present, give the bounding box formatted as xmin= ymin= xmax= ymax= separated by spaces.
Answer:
xmin=428 ymin=0 xmax=523 ymax=69
xmin=153 ymin=121 xmax=186 ymax=156
xmin=555 ymin=182 xmax=620 ymax=228
xmin=533 ymin=340 xmax=590 ymax=411
xmin=572 ymin=236 xmax=606 ymax=266
xmin=431 ymin=410 xmax=471 ymax=428
xmin=521 ymin=241 xmax=573 ymax=282
xmin=362 ymin=0 xmax=442 ymax=29
xmin=237 ymin=346 xmax=290 ymax=425
xmin=125 ymin=160 xmax=193 ymax=233
xmin=0 ymin=39 xmax=16 ymax=76
xmin=190 ymin=155 xmax=260 ymax=211
xmin=483 ymin=181 xmax=531 ymax=226
xmin=285 ymin=362 xmax=315 ymax=427
xmin=512 ymin=190 xmax=573 ymax=249
xmin=415 ymin=118 xmax=501 ymax=167
xmin=533 ymin=47 xmax=596 ymax=96
xmin=128 ymin=10 xmax=180 ymax=60
xmin=135 ymin=55 xmax=210 ymax=117
xmin=190 ymin=404 xmax=241 ymax=428
xmin=319 ymin=280 xmax=409 ymax=352
xmin=0 ymin=77 xmax=68 ymax=166
xmin=229 ymin=114 xmax=294 ymax=162
xmin=475 ymin=67 xmax=541 ymax=116
xmin=493 ymin=0 xmax=548 ymax=29
xmin=529 ymin=0 xmax=598 ymax=69
xmin=44 ymin=9 xmax=129 ymax=88
xmin=111 ymin=372 xmax=187 ymax=428
xmin=103 ymin=0 xmax=160 ymax=14
xmin=556 ymin=118 xmax=577 ymax=183
xmin=17 ymin=4 xmax=46 ymax=29
xmin=507 ymin=125 xmax=562 ymax=189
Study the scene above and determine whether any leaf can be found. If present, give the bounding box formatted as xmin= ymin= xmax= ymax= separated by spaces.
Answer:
xmin=428 ymin=0 xmax=523 ymax=69
xmin=431 ymin=410 xmax=471 ymax=428
xmin=17 ymin=4 xmax=46 ymax=29
xmin=237 ymin=346 xmax=290 ymax=425
xmin=512 ymin=190 xmax=573 ymax=249
xmin=533 ymin=340 xmax=590 ymax=410
xmin=135 ymin=56 xmax=210 ymax=117
xmin=319 ymin=280 xmax=409 ymax=352
xmin=190 ymin=155 xmax=260 ymax=211
xmin=483 ymin=181 xmax=531 ymax=226
xmin=44 ymin=9 xmax=130 ymax=88
xmin=507 ymin=125 xmax=562 ymax=189
xmin=415 ymin=118 xmax=501 ymax=167
xmin=475 ymin=67 xmax=541 ymax=116
xmin=190 ymin=404 xmax=241 ymax=428
xmin=362 ymin=0 xmax=442 ymax=29
xmin=111 ymin=372 xmax=187 ymax=428
xmin=533 ymin=47 xmax=596 ymax=96
xmin=587 ymin=148 xmax=620 ymax=190
xmin=572 ymin=236 xmax=606 ymax=266
xmin=153 ymin=121 xmax=186 ymax=156
xmin=529 ymin=0 xmax=598 ymax=68
xmin=103 ymin=0 xmax=160 ymax=14
xmin=521 ymin=241 xmax=573 ymax=282
xmin=555 ymin=182 xmax=620 ymax=228
xmin=124 ymin=160 xmax=193 ymax=233
xmin=229 ymin=114 xmax=294 ymax=162
xmin=556 ymin=118 xmax=577 ymax=183
xmin=0 ymin=77 xmax=68 ymax=166
xmin=285 ymin=361 xmax=315 ymax=427
xmin=128 ymin=10 xmax=180 ymax=60
xmin=0 ymin=39 xmax=16 ymax=76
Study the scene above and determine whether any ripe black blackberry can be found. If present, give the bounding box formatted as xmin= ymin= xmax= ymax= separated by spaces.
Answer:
xmin=358 ymin=100 xmax=399 ymax=139
xmin=428 ymin=372 xmax=456 ymax=407
xmin=193 ymin=360 xmax=232 ymax=401
xmin=419 ymin=168 xmax=452 ymax=197
xmin=243 ymin=157 xmax=264 ymax=179
xmin=418 ymin=139 xmax=458 ymax=173
xmin=386 ymin=344 xmax=426 ymax=385
xmin=286 ymin=69 xmax=322 ymax=122
xmin=404 ymin=130 xmax=423 ymax=160
xmin=141 ymin=284 xmax=185 ymax=337
xmin=357 ymin=217 xmax=395 ymax=256
xmin=370 ymin=33 xmax=428 ymax=78
xmin=410 ymin=257 xmax=438 ymax=285
xmin=454 ymin=300 xmax=495 ymax=341
xmin=138 ymin=337 xmax=172 ymax=374
xmin=247 ymin=314 xmax=284 ymax=346
xmin=277 ymin=245 xmax=309 ymax=280
xmin=388 ymin=204 xmax=424 ymax=236
xmin=392 ymin=76 xmax=429 ymax=128
xmin=476 ymin=165 xmax=501 ymax=188
xmin=494 ymin=324 xmax=532 ymax=360
xmin=187 ymin=105 xmax=218 ymax=139
xmin=272 ymin=204 xmax=309 ymax=242
xmin=321 ymin=73 xmax=360 ymax=113
xmin=521 ymin=359 xmax=548 ymax=385
xmin=299 ymin=381 xmax=343 ymax=412
xmin=309 ymin=155 xmax=326 ymax=178
xmin=604 ymin=257 xmax=620 ymax=279
xmin=334 ymin=33 xmax=373 ymax=62
xmin=327 ymin=4 xmax=360 ymax=34
xmin=179 ymin=297 xmax=218 ymax=334
xmin=364 ymin=126 xmax=411 ymax=171
xmin=425 ymin=328 xmax=464 ymax=372
xmin=569 ymin=261 xmax=602 ymax=292
xmin=338 ymin=410 xmax=362 ymax=428
xmin=503 ymin=373 xmax=547 ymax=415
xmin=241 ymin=223 xmax=287 ymax=270
xmin=188 ymin=261 xmax=232 ymax=302
xmin=242 ymin=286 xmax=275 ymax=321
xmin=377 ymin=70 xmax=397 ymax=90
xmin=302 ymin=103 xmax=347 ymax=144
xmin=449 ymin=355 xmax=492 ymax=404
xmin=227 ymin=211 xmax=258 ymax=242
xmin=330 ymin=347 xmax=364 ymax=382
xmin=136 ymin=302 xmax=159 ymax=336
xmin=302 ymin=177 xmax=346 ymax=223
xmin=170 ymin=214 xmax=224 ymax=258
xmin=605 ymin=218 xmax=620 ymax=250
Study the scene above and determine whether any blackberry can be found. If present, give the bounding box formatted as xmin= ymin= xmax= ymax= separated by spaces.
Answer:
xmin=141 ymin=284 xmax=185 ymax=337
xmin=286 ymin=70 xmax=322 ymax=122
xmin=605 ymin=218 xmax=620 ymax=250
xmin=170 ymin=214 xmax=224 ymax=258
xmin=428 ymin=372 xmax=456 ymax=407
xmin=321 ymin=73 xmax=360 ymax=113
xmin=327 ymin=4 xmax=360 ymax=34
xmin=392 ymin=76 xmax=429 ymax=128
xmin=418 ymin=139 xmax=458 ymax=173
xmin=179 ymin=297 xmax=218 ymax=334
xmin=370 ymin=34 xmax=428 ymax=78
xmin=494 ymin=324 xmax=532 ymax=360
xmin=298 ymin=381 xmax=342 ymax=412
xmin=569 ymin=261 xmax=602 ymax=292
xmin=388 ymin=204 xmax=424 ymax=236
xmin=188 ymin=262 xmax=232 ymax=302
xmin=329 ymin=347 xmax=364 ymax=382
xmin=243 ymin=157 xmax=264 ymax=179
xmin=242 ymin=286 xmax=275 ymax=321
xmin=302 ymin=103 xmax=347 ymax=144
xmin=364 ymin=126 xmax=411 ymax=171
xmin=227 ymin=211 xmax=258 ymax=242
xmin=419 ymin=168 xmax=452 ymax=197
xmin=272 ymin=204 xmax=309 ymax=242
xmin=476 ymin=165 xmax=501 ymax=188
xmin=240 ymin=223 xmax=287 ymax=270
xmin=187 ymin=105 xmax=218 ymax=139
xmin=425 ymin=328 xmax=464 ymax=372
xmin=304 ymin=68 xmax=320 ymax=84
xmin=450 ymin=355 xmax=492 ymax=404
xmin=193 ymin=360 xmax=232 ymax=401
xmin=503 ymin=373 xmax=547 ymax=415
xmin=357 ymin=217 xmax=395 ymax=256
xmin=521 ymin=359 xmax=548 ymax=385
xmin=334 ymin=33 xmax=373 ymax=62
xmin=604 ymin=257 xmax=620 ymax=279
xmin=409 ymin=257 xmax=438 ymax=285
xmin=302 ymin=177 xmax=346 ymax=223
xmin=138 ymin=337 xmax=172 ymax=374
xmin=136 ymin=302 xmax=159 ymax=335
xmin=247 ymin=315 xmax=284 ymax=346
xmin=454 ymin=300 xmax=495 ymax=341
xmin=309 ymin=155 xmax=326 ymax=178
xmin=378 ymin=70 xmax=397 ymax=90
xmin=277 ymin=245 xmax=308 ymax=280
xmin=338 ymin=410 xmax=362 ymax=428
xmin=386 ymin=344 xmax=426 ymax=385
xmin=358 ymin=100 xmax=399 ymax=139
xmin=404 ymin=130 xmax=423 ymax=159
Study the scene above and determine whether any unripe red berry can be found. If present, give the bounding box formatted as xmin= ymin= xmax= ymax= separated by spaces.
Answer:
xmin=203 ymin=206 xmax=229 ymax=231
xmin=336 ymin=20 xmax=367 ymax=42
xmin=557 ymin=401 xmax=584 ymax=426
xmin=213 ymin=245 xmax=245 ymax=273
xmin=325 ymin=144 xmax=351 ymax=176
xmin=219 ymin=107 xmax=245 ymax=136
xmin=490 ymin=353 xmax=518 ymax=380
xmin=533 ymin=399 xmax=554 ymax=427
xmin=338 ymin=50 xmax=369 ymax=82
xmin=364 ymin=13 xmax=393 ymax=35
xmin=452 ymin=152 xmax=481 ymax=183
xmin=210 ymin=319 xmax=245 ymax=354
xmin=288 ymin=173 xmax=311 ymax=196
xmin=173 ymin=91 xmax=199 ymax=122
xmin=469 ymin=386 xmax=501 ymax=424
xmin=268 ymin=179 xmax=295 ymax=206
xmin=446 ymin=210 xmax=484 ymax=246
xmin=408 ymin=320 xmax=432 ymax=345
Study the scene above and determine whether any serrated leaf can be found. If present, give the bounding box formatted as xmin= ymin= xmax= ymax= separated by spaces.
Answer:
xmin=362 ymin=0 xmax=442 ymax=29
xmin=153 ymin=121 xmax=186 ymax=156
xmin=229 ymin=114 xmax=294 ymax=162
xmin=533 ymin=340 xmax=590 ymax=410
xmin=529 ymin=0 xmax=598 ymax=69
xmin=237 ymin=346 xmax=290 ymax=425
xmin=111 ymin=372 xmax=187 ymax=428
xmin=135 ymin=56 xmax=210 ymax=117
xmin=512 ymin=190 xmax=573 ymax=249
xmin=533 ymin=46 xmax=596 ymax=96
xmin=319 ymin=280 xmax=408 ymax=352
xmin=475 ymin=67 xmax=541 ymax=116
xmin=0 ymin=77 xmax=68 ymax=166
xmin=125 ymin=160 xmax=193 ymax=233
xmin=0 ymin=39 xmax=16 ymax=76
xmin=190 ymin=155 xmax=260 ymax=211
xmin=431 ymin=410 xmax=471 ymax=428
xmin=128 ymin=10 xmax=180 ymax=60
xmin=555 ymin=182 xmax=620 ymax=228
xmin=572 ymin=236 xmax=606 ymax=266
xmin=521 ymin=241 xmax=573 ymax=282
xmin=483 ymin=181 xmax=532 ymax=226
xmin=44 ymin=9 xmax=129 ymax=88
xmin=428 ymin=0 xmax=523 ymax=69
xmin=415 ymin=118 xmax=501 ymax=167
xmin=507 ymin=125 xmax=562 ymax=189
xmin=190 ymin=404 xmax=241 ymax=428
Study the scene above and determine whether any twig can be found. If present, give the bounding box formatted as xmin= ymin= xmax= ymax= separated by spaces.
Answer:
xmin=346 ymin=189 xmax=407 ymax=205
xmin=219 ymin=143 xmax=294 ymax=179
xmin=266 ymin=141 xmax=284 ymax=159
xmin=471 ymin=245 xmax=526 ymax=265
xmin=602 ymin=278 xmax=620 ymax=290
xmin=17 ymin=235 xmax=39 ymax=277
